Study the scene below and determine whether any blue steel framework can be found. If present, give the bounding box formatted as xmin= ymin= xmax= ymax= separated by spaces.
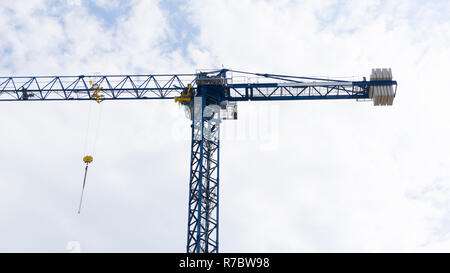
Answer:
xmin=187 ymin=90 xmax=221 ymax=253
xmin=0 ymin=69 xmax=397 ymax=102
xmin=0 ymin=69 xmax=397 ymax=253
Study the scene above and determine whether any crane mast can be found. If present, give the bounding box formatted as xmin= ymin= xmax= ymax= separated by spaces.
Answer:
xmin=185 ymin=71 xmax=227 ymax=253
xmin=0 ymin=68 xmax=397 ymax=253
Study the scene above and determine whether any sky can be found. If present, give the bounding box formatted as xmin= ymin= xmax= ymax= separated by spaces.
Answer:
xmin=0 ymin=0 xmax=449 ymax=252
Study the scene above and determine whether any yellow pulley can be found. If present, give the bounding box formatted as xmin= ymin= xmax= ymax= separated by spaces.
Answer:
xmin=83 ymin=155 xmax=93 ymax=164
xmin=90 ymin=80 xmax=104 ymax=104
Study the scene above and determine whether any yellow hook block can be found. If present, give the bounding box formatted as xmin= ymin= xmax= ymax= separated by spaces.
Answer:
xmin=83 ymin=155 xmax=93 ymax=164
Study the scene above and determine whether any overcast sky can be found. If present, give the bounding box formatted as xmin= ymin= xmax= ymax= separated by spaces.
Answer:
xmin=0 ymin=0 xmax=449 ymax=253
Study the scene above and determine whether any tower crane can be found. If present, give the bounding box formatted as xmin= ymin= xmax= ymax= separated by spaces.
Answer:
xmin=0 ymin=68 xmax=397 ymax=253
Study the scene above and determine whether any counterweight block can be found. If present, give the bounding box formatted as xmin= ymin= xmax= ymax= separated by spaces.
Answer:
xmin=369 ymin=68 xmax=395 ymax=106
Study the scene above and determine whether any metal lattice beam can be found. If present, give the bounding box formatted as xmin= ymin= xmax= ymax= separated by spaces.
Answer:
xmin=186 ymin=89 xmax=220 ymax=253
xmin=0 ymin=74 xmax=195 ymax=101
xmin=0 ymin=71 xmax=397 ymax=102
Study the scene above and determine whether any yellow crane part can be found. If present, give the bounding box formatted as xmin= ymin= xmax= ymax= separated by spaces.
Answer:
xmin=83 ymin=155 xmax=93 ymax=163
xmin=175 ymin=84 xmax=192 ymax=103
xmin=89 ymin=80 xmax=104 ymax=104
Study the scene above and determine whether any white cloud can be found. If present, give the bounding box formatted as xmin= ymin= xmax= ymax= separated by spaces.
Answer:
xmin=91 ymin=0 xmax=121 ymax=10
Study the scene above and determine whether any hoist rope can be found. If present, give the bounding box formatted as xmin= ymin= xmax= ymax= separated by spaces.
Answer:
xmin=78 ymin=163 xmax=89 ymax=214
xmin=78 ymin=84 xmax=104 ymax=214
xmin=91 ymin=102 xmax=103 ymax=156
xmin=83 ymin=102 xmax=93 ymax=155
